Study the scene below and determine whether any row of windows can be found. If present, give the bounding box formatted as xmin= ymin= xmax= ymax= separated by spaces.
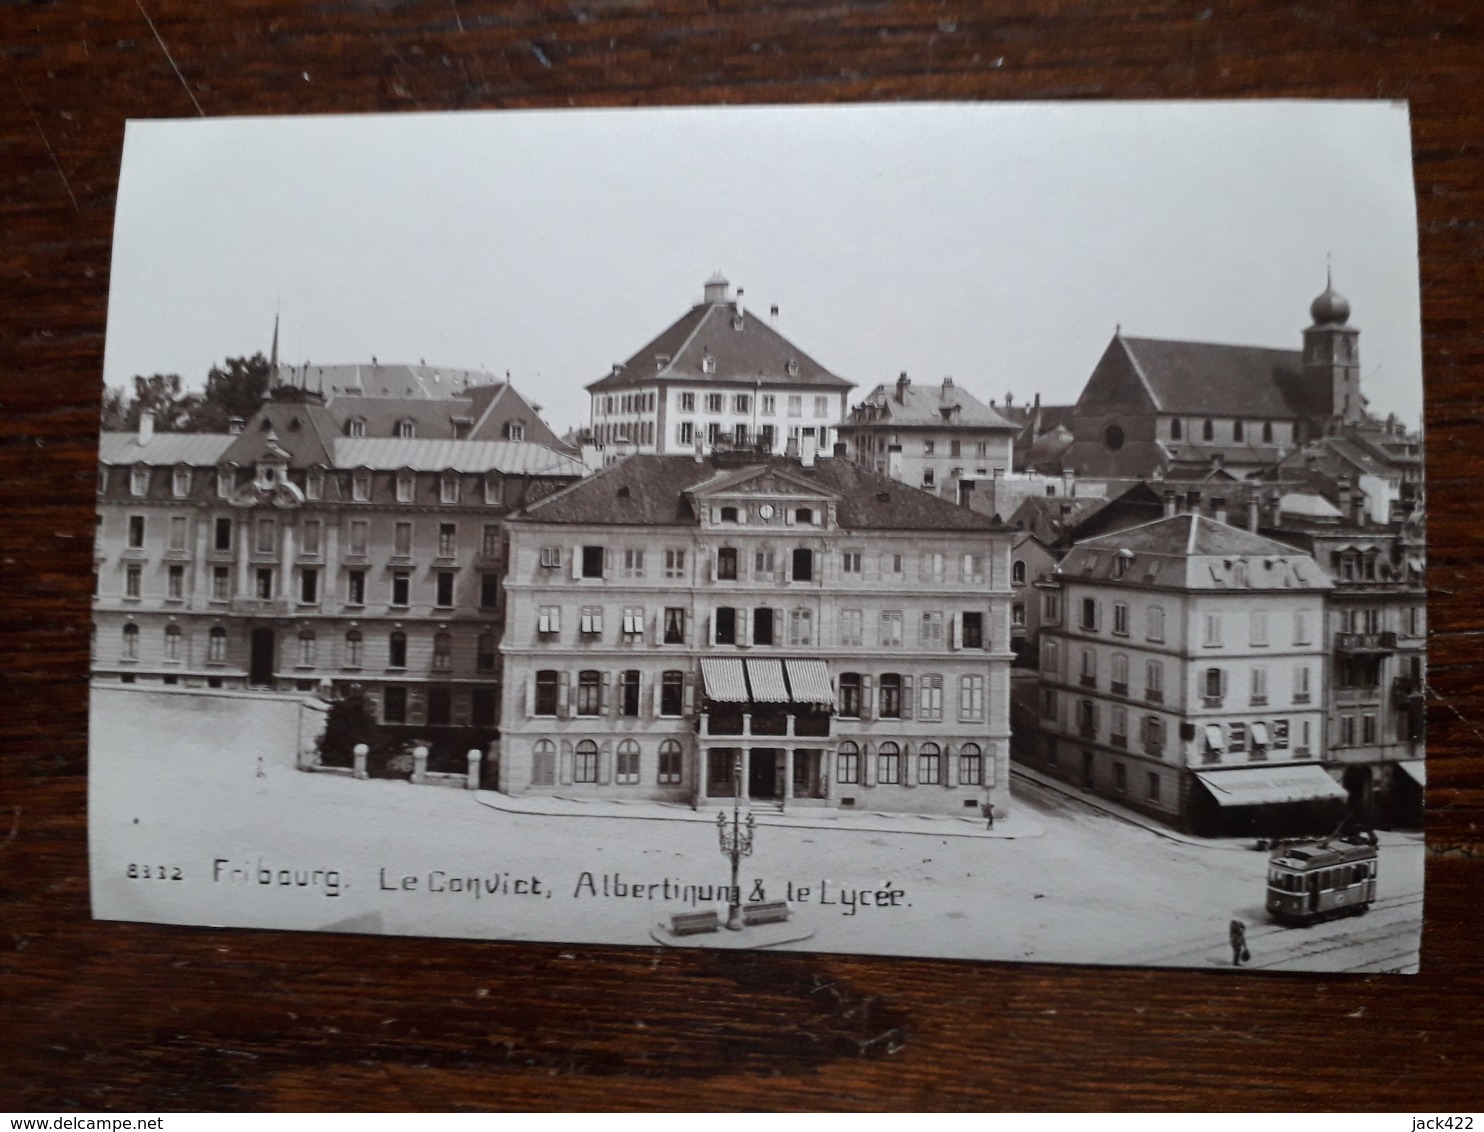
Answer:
xmin=598 ymin=392 xmax=659 ymax=416
xmin=1060 ymin=697 xmax=1312 ymax=761
xmin=112 ymin=560 xmax=500 ymax=610
xmin=109 ymin=465 xmax=513 ymax=506
xmin=1043 ymin=743 xmax=1169 ymax=804
xmin=530 ymin=737 xmax=684 ymax=786
xmin=592 ymin=421 xmax=656 ymax=447
xmin=112 ymin=624 xmax=498 ymax=673
xmin=1047 ymin=648 xmax=1314 ymax=708
xmin=123 ymin=515 xmax=502 ymax=562
xmin=1167 ymin=418 xmax=1286 ymax=444
xmin=837 ymin=673 xmax=987 ymax=722
xmin=551 ymin=544 xmax=992 ymax=586
xmin=670 ymin=392 xmax=829 ymax=418
xmin=378 ymin=684 xmax=498 ymax=726
xmin=834 ymin=741 xmax=985 ymax=786
xmin=1070 ymin=598 xmax=1315 ymax=649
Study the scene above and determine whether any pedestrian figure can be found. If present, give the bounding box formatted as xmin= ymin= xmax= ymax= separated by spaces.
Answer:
xmin=1229 ymin=919 xmax=1249 ymax=967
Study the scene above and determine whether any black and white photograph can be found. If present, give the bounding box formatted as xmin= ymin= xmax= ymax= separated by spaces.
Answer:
xmin=89 ymin=100 xmax=1426 ymax=973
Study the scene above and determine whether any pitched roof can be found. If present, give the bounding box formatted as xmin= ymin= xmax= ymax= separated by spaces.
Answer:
xmin=1062 ymin=512 xmax=1331 ymax=591
xmin=515 ymin=454 xmax=1008 ymax=532
xmin=332 ymin=438 xmax=587 ymax=476
xmin=844 ymin=379 xmax=1017 ymax=431
xmin=1118 ymin=336 xmax=1306 ymax=419
xmin=281 ymin=362 xmax=502 ymax=400
xmin=587 ymin=298 xmax=850 ymax=393
xmin=98 ymin=432 xmax=236 ymax=467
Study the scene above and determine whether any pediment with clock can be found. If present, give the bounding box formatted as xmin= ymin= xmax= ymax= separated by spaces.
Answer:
xmin=688 ymin=464 xmax=842 ymax=530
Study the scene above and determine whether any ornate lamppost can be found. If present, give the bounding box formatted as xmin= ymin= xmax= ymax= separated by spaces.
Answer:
xmin=716 ymin=750 xmax=756 ymax=931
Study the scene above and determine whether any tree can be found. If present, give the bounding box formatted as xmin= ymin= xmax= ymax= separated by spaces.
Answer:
xmin=316 ymin=687 xmax=379 ymax=769
xmin=189 ymin=353 xmax=272 ymax=432
xmin=100 ymin=386 xmax=129 ymax=431
xmin=124 ymin=373 xmax=200 ymax=432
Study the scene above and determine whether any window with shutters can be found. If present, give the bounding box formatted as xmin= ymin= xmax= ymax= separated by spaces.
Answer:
xmin=537 ymin=606 xmax=561 ymax=634
xmin=959 ymin=743 xmax=983 ymax=785
xmin=919 ymin=611 xmax=944 ymax=648
xmin=961 ymin=554 xmax=985 ymax=584
xmin=1041 ymin=687 xmax=1057 ymax=720
xmin=877 ymin=742 xmax=902 ymax=785
xmin=581 ymin=546 xmax=605 ymax=578
xmin=1110 ymin=705 xmax=1128 ymax=747
xmin=959 ymin=675 xmax=985 ymax=721
xmin=837 ymin=741 xmax=861 ymax=784
xmin=714 ymin=607 xmax=738 ymax=645
xmin=574 ymin=740 xmax=599 ymax=783
xmin=1250 ymin=610 xmax=1269 ymax=647
xmin=1204 ymin=666 xmax=1225 ymax=706
xmin=1293 ymin=664 xmax=1312 ymax=703
xmin=1146 ymin=659 xmax=1164 ymax=703
xmin=1251 ymin=666 xmax=1269 ymax=706
xmin=663 ymin=607 xmax=686 ymax=644
xmin=1111 ymin=653 xmax=1129 ymax=696
xmin=879 ymin=674 xmax=903 ymax=718
xmin=788 ymin=608 xmax=813 ymax=647
xmin=576 ymin=671 xmax=601 ymax=716
xmin=664 ymin=549 xmax=686 ymax=579
xmin=534 ymin=671 xmax=559 ymax=716
xmin=838 ymin=673 xmax=862 ymax=718
xmin=918 ymin=674 xmax=944 ymax=721
xmin=657 ymin=739 xmax=683 ymax=784
xmin=1146 ymin=605 xmax=1165 ymax=642
xmin=616 ymin=740 xmax=640 ymax=784
xmin=754 ymin=550 xmax=775 ymax=576
xmin=962 ymin=611 xmax=984 ymax=649
xmin=880 ymin=610 xmax=903 ymax=647
xmin=660 ymin=671 xmax=684 ymax=717
xmin=1076 ymin=698 xmax=1097 ymax=738
xmin=532 ymin=740 xmax=557 ymax=786
xmin=1113 ymin=603 xmax=1129 ymax=636
xmin=579 ymin=606 xmax=604 ymax=636
xmin=918 ymin=742 xmax=943 ymax=785
xmin=622 ymin=607 xmax=644 ymax=636
xmin=752 ymin=607 xmax=774 ymax=646
xmin=1204 ymin=612 xmax=1223 ymax=647
xmin=838 ymin=609 xmax=863 ymax=647
xmin=1143 ymin=716 xmax=1165 ymax=757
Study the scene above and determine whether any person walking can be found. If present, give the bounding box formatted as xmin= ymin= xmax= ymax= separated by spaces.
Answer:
xmin=1229 ymin=919 xmax=1249 ymax=967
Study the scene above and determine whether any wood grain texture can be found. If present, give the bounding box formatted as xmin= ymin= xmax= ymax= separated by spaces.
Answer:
xmin=2 ymin=0 xmax=1482 ymax=1111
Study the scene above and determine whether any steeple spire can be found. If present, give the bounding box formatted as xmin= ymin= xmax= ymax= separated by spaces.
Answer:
xmin=269 ymin=312 xmax=281 ymax=388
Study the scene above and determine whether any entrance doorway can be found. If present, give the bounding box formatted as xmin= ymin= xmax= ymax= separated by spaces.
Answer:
xmin=748 ymin=748 xmax=781 ymax=799
xmin=792 ymin=749 xmax=822 ymax=798
xmin=249 ymin=628 xmax=275 ymax=687
xmin=707 ymin=749 xmax=740 ymax=797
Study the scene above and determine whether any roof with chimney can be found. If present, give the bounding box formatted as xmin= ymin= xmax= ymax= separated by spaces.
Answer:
xmin=98 ymin=432 xmax=237 ymax=467
xmin=843 ymin=376 xmax=1017 ymax=431
xmin=1060 ymin=513 xmax=1331 ymax=592
xmin=276 ymin=361 xmax=503 ymax=400
xmin=513 ymin=453 xmax=1008 ymax=532
xmin=586 ymin=276 xmax=850 ymax=394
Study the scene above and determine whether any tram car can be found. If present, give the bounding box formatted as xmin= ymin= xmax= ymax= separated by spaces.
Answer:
xmin=1266 ymin=839 xmax=1379 ymax=926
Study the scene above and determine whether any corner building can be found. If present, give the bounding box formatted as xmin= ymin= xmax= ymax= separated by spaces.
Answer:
xmin=498 ymin=452 xmax=1015 ymax=816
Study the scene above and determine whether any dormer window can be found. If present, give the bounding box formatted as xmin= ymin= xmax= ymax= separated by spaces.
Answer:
xmin=720 ymin=506 xmax=739 ymax=523
xmin=130 ymin=466 xmax=149 ymax=497
xmin=305 ymin=468 xmax=324 ymax=501
xmin=396 ymin=471 xmax=415 ymax=504
xmin=702 ymin=354 xmax=717 ymax=374
xmin=505 ymin=422 xmax=525 ymax=441
xmin=352 ymin=469 xmax=371 ymax=502
xmin=795 ymin=507 xmax=814 ymax=525
xmin=172 ymin=466 xmax=192 ymax=498
xmin=397 ymin=420 xmax=415 ymax=439
xmin=786 ymin=360 xmax=799 ymax=377
xmin=484 ymin=475 xmax=503 ymax=506
xmin=440 ymin=473 xmax=460 ymax=505
xmin=216 ymin=466 xmax=234 ymax=499
xmin=655 ymin=354 xmax=671 ymax=371
xmin=348 ymin=419 xmax=366 ymax=439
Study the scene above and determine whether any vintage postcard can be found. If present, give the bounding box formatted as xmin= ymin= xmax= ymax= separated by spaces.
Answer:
xmin=90 ymin=102 xmax=1425 ymax=971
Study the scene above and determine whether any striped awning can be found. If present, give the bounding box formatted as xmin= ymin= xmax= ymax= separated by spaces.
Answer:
xmin=700 ymin=658 xmax=748 ymax=703
xmin=785 ymin=659 xmax=834 ymax=708
xmin=1395 ymin=759 xmax=1426 ymax=787
xmin=1194 ymin=765 xmax=1347 ymax=808
xmin=745 ymin=659 xmax=790 ymax=703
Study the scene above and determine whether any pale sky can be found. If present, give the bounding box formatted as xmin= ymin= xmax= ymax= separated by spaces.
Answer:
xmin=103 ymin=101 xmax=1424 ymax=435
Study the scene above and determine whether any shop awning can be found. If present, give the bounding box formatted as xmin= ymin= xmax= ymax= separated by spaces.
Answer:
xmin=1395 ymin=760 xmax=1426 ymax=787
xmin=700 ymin=657 xmax=748 ymax=703
xmin=1194 ymin=764 xmax=1348 ymax=808
xmin=1251 ymin=722 xmax=1270 ymax=748
xmin=784 ymin=659 xmax=835 ymax=708
xmin=1204 ymin=724 xmax=1225 ymax=754
xmin=745 ymin=658 xmax=790 ymax=703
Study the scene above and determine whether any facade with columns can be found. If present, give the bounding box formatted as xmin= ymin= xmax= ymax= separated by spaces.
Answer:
xmin=586 ymin=275 xmax=853 ymax=461
xmin=497 ymin=451 xmax=1015 ymax=815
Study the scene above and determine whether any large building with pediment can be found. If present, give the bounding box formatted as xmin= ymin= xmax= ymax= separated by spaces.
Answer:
xmin=496 ymin=450 xmax=1016 ymax=816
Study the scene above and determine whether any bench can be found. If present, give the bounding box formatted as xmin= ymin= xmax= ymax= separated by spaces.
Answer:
xmin=742 ymin=900 xmax=791 ymax=926
xmin=669 ymin=910 xmax=722 ymax=936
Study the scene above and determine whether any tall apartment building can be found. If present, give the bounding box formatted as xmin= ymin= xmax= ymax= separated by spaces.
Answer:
xmin=586 ymin=275 xmax=853 ymax=459
xmin=1031 ymin=512 xmax=1339 ymax=836
xmin=838 ymin=373 xmax=1017 ymax=501
xmin=93 ymin=384 xmax=585 ymax=748
xmin=497 ymin=451 xmax=1015 ymax=816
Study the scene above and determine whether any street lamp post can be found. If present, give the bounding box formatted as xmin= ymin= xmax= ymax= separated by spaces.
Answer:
xmin=716 ymin=750 xmax=756 ymax=931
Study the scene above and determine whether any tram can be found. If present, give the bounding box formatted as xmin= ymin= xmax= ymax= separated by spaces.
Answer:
xmin=1265 ymin=838 xmax=1379 ymax=926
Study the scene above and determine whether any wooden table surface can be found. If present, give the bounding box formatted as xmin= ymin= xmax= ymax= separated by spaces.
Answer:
xmin=3 ymin=0 xmax=1482 ymax=1112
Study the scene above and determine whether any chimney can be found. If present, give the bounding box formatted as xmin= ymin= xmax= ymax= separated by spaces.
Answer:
xmin=228 ymin=417 xmax=246 ymax=435
xmin=1247 ymin=496 xmax=1260 ymax=532
xmin=1352 ymin=488 xmax=1367 ymax=525
xmin=942 ymin=377 xmax=954 ymax=399
xmin=1005 ymin=391 xmax=1014 ymax=408
xmin=1213 ymin=497 xmax=1228 ymax=525
xmin=770 ymin=304 xmax=779 ymax=324
xmin=1163 ymin=490 xmax=1177 ymax=519
xmin=138 ymin=409 xmax=154 ymax=447
xmin=1337 ymin=476 xmax=1352 ymax=521
xmin=896 ymin=372 xmax=910 ymax=404
xmin=734 ymin=288 xmax=745 ymax=329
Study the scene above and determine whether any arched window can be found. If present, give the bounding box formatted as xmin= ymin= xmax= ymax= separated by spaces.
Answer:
xmin=1202 ymin=419 xmax=1214 ymax=441
xmin=1102 ymin=423 xmax=1124 ymax=451
xmin=877 ymin=741 xmax=902 ymax=785
xmin=958 ymin=742 xmax=983 ymax=786
xmin=616 ymin=739 xmax=640 ymax=784
xmin=918 ymin=741 xmax=943 ymax=785
xmin=574 ymin=739 xmax=599 ymax=783
xmin=532 ymin=739 xmax=557 ymax=786
xmin=208 ymin=626 xmax=227 ymax=664
xmin=1170 ymin=418 xmax=1182 ymax=440
xmin=657 ymin=739 xmax=683 ymax=785
xmin=837 ymin=740 xmax=861 ymax=784
xmin=1233 ymin=420 xmax=1244 ymax=442
xmin=1012 ymin=560 xmax=1027 ymax=584
xmin=122 ymin=623 xmax=139 ymax=659
xmin=344 ymin=629 xmax=363 ymax=669
xmin=163 ymin=623 xmax=181 ymax=661
xmin=432 ymin=631 xmax=452 ymax=671
xmin=388 ymin=631 xmax=407 ymax=669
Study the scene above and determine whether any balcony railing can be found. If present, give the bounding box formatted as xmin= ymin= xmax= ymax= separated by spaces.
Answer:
xmin=1335 ymin=631 xmax=1398 ymax=654
xmin=230 ymin=597 xmax=290 ymax=616
xmin=1079 ymin=674 xmax=1098 ymax=689
xmin=1202 ymin=695 xmax=1224 ymax=709
xmin=1110 ymin=681 xmax=1129 ymax=697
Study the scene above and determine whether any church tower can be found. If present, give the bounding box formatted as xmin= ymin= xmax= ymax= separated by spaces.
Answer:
xmin=1302 ymin=271 xmax=1363 ymax=432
